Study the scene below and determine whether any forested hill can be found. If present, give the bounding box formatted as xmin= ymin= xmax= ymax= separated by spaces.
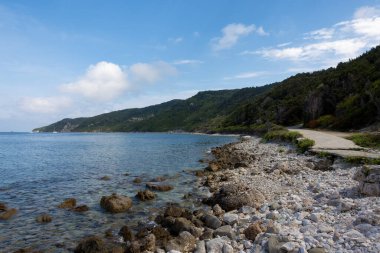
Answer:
xmin=34 ymin=45 xmax=380 ymax=133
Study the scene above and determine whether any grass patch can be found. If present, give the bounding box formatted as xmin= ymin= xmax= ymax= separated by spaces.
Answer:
xmin=345 ymin=156 xmax=380 ymax=165
xmin=263 ymin=130 xmax=301 ymax=142
xmin=347 ymin=133 xmax=380 ymax=150
xmin=296 ymin=138 xmax=315 ymax=153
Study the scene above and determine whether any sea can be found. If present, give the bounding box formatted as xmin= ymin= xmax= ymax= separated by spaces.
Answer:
xmin=0 ymin=132 xmax=236 ymax=252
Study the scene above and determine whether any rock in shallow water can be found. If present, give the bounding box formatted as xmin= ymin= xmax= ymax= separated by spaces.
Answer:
xmin=146 ymin=183 xmax=174 ymax=192
xmin=100 ymin=193 xmax=132 ymax=213
xmin=0 ymin=208 xmax=17 ymax=220
xmin=136 ymin=190 xmax=156 ymax=201
xmin=36 ymin=214 xmax=52 ymax=223
xmin=58 ymin=198 xmax=76 ymax=209
xmin=74 ymin=236 xmax=106 ymax=253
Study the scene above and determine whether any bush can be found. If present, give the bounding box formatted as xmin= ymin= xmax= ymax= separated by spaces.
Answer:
xmin=347 ymin=133 xmax=380 ymax=150
xmin=296 ymin=138 xmax=315 ymax=153
xmin=263 ymin=130 xmax=301 ymax=143
xmin=345 ymin=156 xmax=380 ymax=165
xmin=317 ymin=115 xmax=336 ymax=128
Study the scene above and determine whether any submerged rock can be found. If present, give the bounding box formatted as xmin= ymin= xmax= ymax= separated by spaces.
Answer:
xmin=36 ymin=214 xmax=52 ymax=223
xmin=0 ymin=202 xmax=6 ymax=211
xmin=136 ymin=190 xmax=156 ymax=201
xmin=74 ymin=236 xmax=107 ymax=253
xmin=0 ymin=208 xmax=17 ymax=220
xmin=99 ymin=176 xmax=111 ymax=181
xmin=119 ymin=225 xmax=134 ymax=242
xmin=58 ymin=198 xmax=77 ymax=209
xmin=73 ymin=205 xmax=90 ymax=212
xmin=133 ymin=177 xmax=142 ymax=184
xmin=100 ymin=193 xmax=132 ymax=213
xmin=146 ymin=183 xmax=174 ymax=192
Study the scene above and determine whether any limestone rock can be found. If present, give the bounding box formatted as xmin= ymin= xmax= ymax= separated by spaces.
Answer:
xmin=100 ymin=194 xmax=132 ymax=213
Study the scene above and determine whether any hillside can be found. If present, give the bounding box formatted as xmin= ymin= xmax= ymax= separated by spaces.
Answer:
xmin=34 ymin=45 xmax=380 ymax=133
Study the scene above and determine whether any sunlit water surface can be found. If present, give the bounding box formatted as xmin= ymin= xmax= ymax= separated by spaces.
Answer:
xmin=0 ymin=132 xmax=236 ymax=252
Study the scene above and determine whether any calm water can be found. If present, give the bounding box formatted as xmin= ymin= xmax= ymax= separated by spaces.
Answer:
xmin=0 ymin=132 xmax=236 ymax=252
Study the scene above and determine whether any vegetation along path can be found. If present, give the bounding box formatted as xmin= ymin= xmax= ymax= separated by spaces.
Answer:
xmin=290 ymin=129 xmax=380 ymax=159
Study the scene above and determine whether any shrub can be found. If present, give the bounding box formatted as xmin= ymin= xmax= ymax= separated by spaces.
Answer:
xmin=297 ymin=138 xmax=315 ymax=153
xmin=317 ymin=115 xmax=336 ymax=128
xmin=263 ymin=130 xmax=301 ymax=143
xmin=345 ymin=156 xmax=380 ymax=165
xmin=347 ymin=133 xmax=380 ymax=150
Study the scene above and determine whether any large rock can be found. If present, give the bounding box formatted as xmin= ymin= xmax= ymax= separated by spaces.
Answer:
xmin=205 ymin=183 xmax=265 ymax=211
xmin=58 ymin=198 xmax=76 ymax=208
xmin=354 ymin=165 xmax=380 ymax=196
xmin=74 ymin=236 xmax=107 ymax=253
xmin=146 ymin=183 xmax=174 ymax=192
xmin=166 ymin=231 xmax=196 ymax=252
xmin=119 ymin=225 xmax=134 ymax=241
xmin=203 ymin=214 xmax=222 ymax=229
xmin=164 ymin=205 xmax=184 ymax=217
xmin=136 ymin=190 xmax=156 ymax=201
xmin=100 ymin=193 xmax=132 ymax=213
xmin=0 ymin=208 xmax=17 ymax=220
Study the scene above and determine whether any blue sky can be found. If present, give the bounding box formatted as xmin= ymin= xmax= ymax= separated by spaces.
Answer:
xmin=1 ymin=0 xmax=380 ymax=131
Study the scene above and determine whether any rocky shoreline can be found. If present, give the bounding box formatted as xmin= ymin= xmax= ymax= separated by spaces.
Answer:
xmin=4 ymin=135 xmax=380 ymax=253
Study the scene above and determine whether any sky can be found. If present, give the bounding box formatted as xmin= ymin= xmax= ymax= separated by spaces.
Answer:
xmin=1 ymin=0 xmax=380 ymax=131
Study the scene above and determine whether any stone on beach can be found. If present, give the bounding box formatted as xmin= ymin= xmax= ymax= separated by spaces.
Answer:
xmin=354 ymin=165 xmax=380 ymax=196
xmin=100 ymin=193 xmax=132 ymax=213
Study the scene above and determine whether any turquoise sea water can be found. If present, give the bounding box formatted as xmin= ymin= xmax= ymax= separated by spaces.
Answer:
xmin=0 ymin=132 xmax=236 ymax=252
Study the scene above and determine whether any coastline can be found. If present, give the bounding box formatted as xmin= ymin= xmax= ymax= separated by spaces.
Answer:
xmin=4 ymin=134 xmax=380 ymax=252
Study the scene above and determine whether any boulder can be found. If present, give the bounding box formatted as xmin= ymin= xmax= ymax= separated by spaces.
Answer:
xmin=146 ymin=183 xmax=174 ymax=192
xmin=223 ymin=212 xmax=238 ymax=225
xmin=36 ymin=214 xmax=52 ymax=223
xmin=119 ymin=225 xmax=134 ymax=241
xmin=133 ymin=178 xmax=142 ymax=184
xmin=203 ymin=214 xmax=222 ymax=229
xmin=141 ymin=233 xmax=156 ymax=252
xmin=0 ymin=208 xmax=17 ymax=220
xmin=354 ymin=165 xmax=380 ymax=196
xmin=100 ymin=194 xmax=132 ymax=213
xmin=164 ymin=205 xmax=184 ymax=217
xmin=165 ymin=231 xmax=196 ymax=252
xmin=205 ymin=183 xmax=265 ymax=211
xmin=58 ymin=198 xmax=76 ymax=208
xmin=74 ymin=236 xmax=107 ymax=253
xmin=136 ymin=190 xmax=156 ymax=201
xmin=213 ymin=225 xmax=235 ymax=239
xmin=0 ymin=202 xmax=6 ymax=211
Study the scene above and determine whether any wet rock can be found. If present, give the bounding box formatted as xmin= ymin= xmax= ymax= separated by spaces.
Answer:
xmin=99 ymin=176 xmax=111 ymax=181
xmin=73 ymin=205 xmax=89 ymax=212
xmin=166 ymin=231 xmax=196 ymax=252
xmin=207 ymin=162 xmax=220 ymax=172
xmin=119 ymin=225 xmax=134 ymax=242
xmin=36 ymin=214 xmax=52 ymax=223
xmin=203 ymin=214 xmax=222 ymax=229
xmin=133 ymin=178 xmax=142 ymax=184
xmin=205 ymin=183 xmax=265 ymax=211
xmin=213 ymin=225 xmax=235 ymax=239
xmin=244 ymin=221 xmax=263 ymax=241
xmin=0 ymin=202 xmax=6 ymax=211
xmin=164 ymin=205 xmax=184 ymax=217
xmin=136 ymin=190 xmax=156 ymax=201
xmin=146 ymin=183 xmax=174 ymax=192
xmin=195 ymin=170 xmax=205 ymax=177
xmin=354 ymin=165 xmax=380 ymax=196
xmin=100 ymin=193 xmax=132 ymax=213
xmin=150 ymin=176 xmax=166 ymax=182
xmin=170 ymin=217 xmax=193 ymax=235
xmin=126 ymin=240 xmax=141 ymax=253
xmin=58 ymin=198 xmax=76 ymax=209
xmin=74 ymin=236 xmax=107 ymax=253
xmin=152 ymin=226 xmax=171 ymax=246
xmin=0 ymin=208 xmax=17 ymax=220
xmin=141 ymin=233 xmax=155 ymax=252
xmin=104 ymin=229 xmax=113 ymax=238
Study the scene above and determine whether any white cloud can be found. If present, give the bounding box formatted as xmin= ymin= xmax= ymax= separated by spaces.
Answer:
xmin=173 ymin=59 xmax=203 ymax=65
xmin=224 ymin=71 xmax=266 ymax=80
xmin=169 ymin=37 xmax=183 ymax=44
xmin=304 ymin=28 xmax=335 ymax=40
xmin=20 ymin=96 xmax=72 ymax=114
xmin=253 ymin=6 xmax=380 ymax=67
xmin=212 ymin=23 xmax=266 ymax=50
xmin=61 ymin=61 xmax=128 ymax=101
xmin=354 ymin=6 xmax=380 ymax=19
xmin=256 ymin=26 xmax=269 ymax=36
xmin=129 ymin=61 xmax=177 ymax=84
